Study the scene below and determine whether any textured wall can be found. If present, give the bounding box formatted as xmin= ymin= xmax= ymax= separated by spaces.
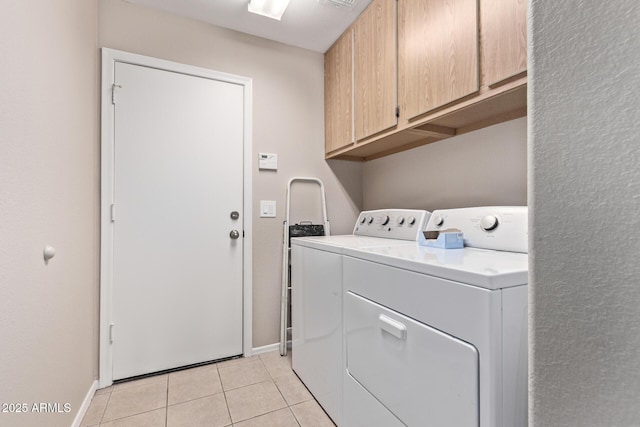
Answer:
xmin=0 ymin=1 xmax=99 ymax=426
xmin=529 ymin=1 xmax=640 ymax=425
xmin=98 ymin=0 xmax=362 ymax=348
xmin=363 ymin=118 xmax=527 ymax=211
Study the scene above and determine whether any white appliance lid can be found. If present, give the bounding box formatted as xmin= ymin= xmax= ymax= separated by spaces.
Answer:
xmin=343 ymin=243 xmax=528 ymax=290
xmin=291 ymin=235 xmax=417 ymax=253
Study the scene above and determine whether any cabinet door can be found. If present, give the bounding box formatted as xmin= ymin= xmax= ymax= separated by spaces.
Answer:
xmin=354 ymin=0 xmax=397 ymax=141
xmin=325 ymin=30 xmax=353 ymax=154
xmin=399 ymin=0 xmax=479 ymax=119
xmin=481 ymin=0 xmax=527 ymax=86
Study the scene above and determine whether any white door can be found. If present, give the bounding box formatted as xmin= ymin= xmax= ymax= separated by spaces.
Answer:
xmin=111 ymin=62 xmax=244 ymax=380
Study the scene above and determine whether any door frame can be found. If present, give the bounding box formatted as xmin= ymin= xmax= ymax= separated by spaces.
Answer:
xmin=99 ymin=48 xmax=253 ymax=387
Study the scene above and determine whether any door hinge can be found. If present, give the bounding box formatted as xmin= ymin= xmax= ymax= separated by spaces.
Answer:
xmin=110 ymin=204 xmax=116 ymax=222
xmin=109 ymin=323 xmax=115 ymax=343
xmin=395 ymin=106 xmax=400 ymax=118
xmin=111 ymin=84 xmax=121 ymax=105
xmin=243 ymin=230 xmax=245 ymax=238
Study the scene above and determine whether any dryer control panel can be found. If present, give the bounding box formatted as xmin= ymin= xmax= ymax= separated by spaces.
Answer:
xmin=425 ymin=206 xmax=528 ymax=253
xmin=353 ymin=209 xmax=431 ymax=241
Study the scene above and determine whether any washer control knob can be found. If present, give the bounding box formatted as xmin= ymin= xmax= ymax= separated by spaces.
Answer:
xmin=381 ymin=215 xmax=390 ymax=225
xmin=433 ymin=214 xmax=444 ymax=227
xmin=407 ymin=216 xmax=416 ymax=225
xmin=360 ymin=216 xmax=366 ymax=224
xmin=397 ymin=216 xmax=405 ymax=225
xmin=367 ymin=216 xmax=374 ymax=224
xmin=480 ymin=215 xmax=499 ymax=231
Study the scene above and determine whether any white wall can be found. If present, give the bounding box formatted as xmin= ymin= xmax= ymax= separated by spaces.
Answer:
xmin=98 ymin=0 xmax=362 ymax=348
xmin=363 ymin=118 xmax=527 ymax=211
xmin=0 ymin=1 xmax=99 ymax=426
xmin=529 ymin=1 xmax=640 ymax=425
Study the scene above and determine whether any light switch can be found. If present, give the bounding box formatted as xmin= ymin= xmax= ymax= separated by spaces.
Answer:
xmin=259 ymin=153 xmax=278 ymax=170
xmin=260 ymin=200 xmax=277 ymax=218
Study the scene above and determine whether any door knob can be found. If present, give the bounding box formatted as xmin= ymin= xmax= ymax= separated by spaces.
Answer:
xmin=230 ymin=230 xmax=240 ymax=240
xmin=230 ymin=211 xmax=240 ymax=220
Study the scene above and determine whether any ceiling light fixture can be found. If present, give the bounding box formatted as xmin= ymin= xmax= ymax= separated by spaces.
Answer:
xmin=319 ymin=0 xmax=358 ymax=7
xmin=248 ymin=0 xmax=291 ymax=20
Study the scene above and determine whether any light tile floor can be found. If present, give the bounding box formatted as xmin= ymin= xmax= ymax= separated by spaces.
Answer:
xmin=81 ymin=352 xmax=335 ymax=427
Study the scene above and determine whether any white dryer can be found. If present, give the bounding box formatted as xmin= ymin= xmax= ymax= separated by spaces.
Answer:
xmin=291 ymin=209 xmax=431 ymax=426
xmin=342 ymin=207 xmax=528 ymax=427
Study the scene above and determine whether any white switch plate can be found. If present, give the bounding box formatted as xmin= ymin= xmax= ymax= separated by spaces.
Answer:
xmin=259 ymin=153 xmax=278 ymax=170
xmin=260 ymin=200 xmax=277 ymax=218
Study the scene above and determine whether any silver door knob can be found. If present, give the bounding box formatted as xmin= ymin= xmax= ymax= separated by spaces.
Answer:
xmin=230 ymin=230 xmax=240 ymax=239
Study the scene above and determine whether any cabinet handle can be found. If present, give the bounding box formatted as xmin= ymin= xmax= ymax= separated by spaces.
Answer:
xmin=378 ymin=314 xmax=407 ymax=340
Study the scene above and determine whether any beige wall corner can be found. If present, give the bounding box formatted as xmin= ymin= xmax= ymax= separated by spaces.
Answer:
xmin=0 ymin=1 xmax=99 ymax=425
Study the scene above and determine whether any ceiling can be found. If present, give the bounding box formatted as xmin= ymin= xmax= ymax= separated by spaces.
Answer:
xmin=125 ymin=0 xmax=372 ymax=53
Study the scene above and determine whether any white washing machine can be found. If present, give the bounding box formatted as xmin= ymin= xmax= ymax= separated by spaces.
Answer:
xmin=342 ymin=207 xmax=528 ymax=427
xmin=291 ymin=209 xmax=431 ymax=426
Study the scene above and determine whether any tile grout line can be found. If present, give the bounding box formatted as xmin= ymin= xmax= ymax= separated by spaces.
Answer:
xmin=213 ymin=364 xmax=233 ymax=427
xmin=236 ymin=406 xmax=301 ymax=426
xmin=221 ymin=388 xmax=233 ymax=426
xmin=287 ymin=365 xmax=336 ymax=427
xmin=100 ymin=379 xmax=169 ymax=424
xmin=258 ymin=356 xmax=274 ymax=380
xmin=166 ymin=362 xmax=232 ymax=426
xmin=165 ymin=373 xmax=169 ymax=427
xmin=100 ymin=407 xmax=166 ymax=426
xmin=290 ymin=404 xmax=304 ymax=427
xmin=166 ymin=390 xmax=227 ymax=408
xmin=261 ymin=354 xmax=304 ymax=426
xmin=219 ymin=358 xmax=273 ymax=392
xmin=166 ymin=363 xmax=225 ymax=404
xmin=222 ymin=365 xmax=288 ymax=425
xmin=98 ymin=389 xmax=112 ymax=426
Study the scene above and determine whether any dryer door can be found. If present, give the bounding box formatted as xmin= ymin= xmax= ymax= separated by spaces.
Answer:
xmin=345 ymin=292 xmax=479 ymax=426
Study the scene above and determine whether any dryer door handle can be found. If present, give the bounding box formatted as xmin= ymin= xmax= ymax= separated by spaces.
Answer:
xmin=378 ymin=314 xmax=407 ymax=340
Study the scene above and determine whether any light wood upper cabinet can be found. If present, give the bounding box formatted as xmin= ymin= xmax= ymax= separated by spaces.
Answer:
xmin=481 ymin=0 xmax=527 ymax=87
xmin=324 ymin=0 xmax=527 ymax=160
xmin=353 ymin=0 xmax=398 ymax=141
xmin=325 ymin=30 xmax=353 ymax=154
xmin=399 ymin=0 xmax=479 ymax=120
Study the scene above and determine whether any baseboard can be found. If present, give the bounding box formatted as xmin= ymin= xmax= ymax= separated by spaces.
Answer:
xmin=252 ymin=342 xmax=279 ymax=355
xmin=252 ymin=341 xmax=292 ymax=356
xmin=70 ymin=380 xmax=98 ymax=427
